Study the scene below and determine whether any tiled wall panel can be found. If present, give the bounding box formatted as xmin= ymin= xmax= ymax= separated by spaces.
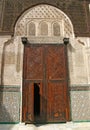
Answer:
xmin=70 ymin=91 xmax=90 ymax=121
xmin=0 ymin=91 xmax=20 ymax=122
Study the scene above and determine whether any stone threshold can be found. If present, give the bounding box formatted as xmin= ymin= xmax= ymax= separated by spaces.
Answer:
xmin=0 ymin=122 xmax=90 ymax=130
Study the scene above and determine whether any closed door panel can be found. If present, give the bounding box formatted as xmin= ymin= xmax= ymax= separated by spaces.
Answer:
xmin=47 ymin=81 xmax=68 ymax=122
xmin=23 ymin=45 xmax=43 ymax=80
xmin=46 ymin=45 xmax=70 ymax=122
xmin=46 ymin=45 xmax=67 ymax=80
xmin=22 ymin=44 xmax=70 ymax=123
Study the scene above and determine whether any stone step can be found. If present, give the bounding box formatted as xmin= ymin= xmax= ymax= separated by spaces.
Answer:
xmin=0 ymin=122 xmax=90 ymax=130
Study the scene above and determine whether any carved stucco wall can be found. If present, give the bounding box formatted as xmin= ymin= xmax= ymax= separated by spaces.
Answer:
xmin=0 ymin=4 xmax=90 ymax=122
xmin=0 ymin=36 xmax=23 ymax=86
xmin=0 ymin=36 xmax=21 ymax=122
xmin=15 ymin=4 xmax=74 ymax=39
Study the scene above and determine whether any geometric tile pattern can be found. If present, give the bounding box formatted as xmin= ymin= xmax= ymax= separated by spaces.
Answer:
xmin=70 ymin=91 xmax=90 ymax=121
xmin=0 ymin=92 xmax=20 ymax=122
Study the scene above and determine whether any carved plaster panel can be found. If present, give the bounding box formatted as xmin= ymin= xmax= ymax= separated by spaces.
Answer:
xmin=15 ymin=4 xmax=74 ymax=40
xmin=0 ymin=36 xmax=23 ymax=85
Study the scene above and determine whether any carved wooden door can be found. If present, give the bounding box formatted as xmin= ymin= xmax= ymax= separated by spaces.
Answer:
xmin=22 ymin=44 xmax=70 ymax=123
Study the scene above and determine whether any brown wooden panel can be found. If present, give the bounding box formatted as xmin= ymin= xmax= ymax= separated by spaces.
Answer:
xmin=23 ymin=45 xmax=43 ymax=80
xmin=46 ymin=45 xmax=67 ymax=80
xmin=47 ymin=81 xmax=68 ymax=122
xmin=46 ymin=44 xmax=70 ymax=122
xmin=22 ymin=81 xmax=34 ymax=122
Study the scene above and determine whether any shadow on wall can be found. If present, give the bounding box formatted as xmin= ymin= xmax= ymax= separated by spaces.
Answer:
xmin=0 ymin=38 xmax=15 ymax=126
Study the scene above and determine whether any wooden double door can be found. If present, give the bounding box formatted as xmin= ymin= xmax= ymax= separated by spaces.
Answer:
xmin=22 ymin=44 xmax=70 ymax=123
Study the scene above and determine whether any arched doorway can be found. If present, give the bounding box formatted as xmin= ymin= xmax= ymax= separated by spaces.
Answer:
xmin=15 ymin=4 xmax=74 ymax=123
